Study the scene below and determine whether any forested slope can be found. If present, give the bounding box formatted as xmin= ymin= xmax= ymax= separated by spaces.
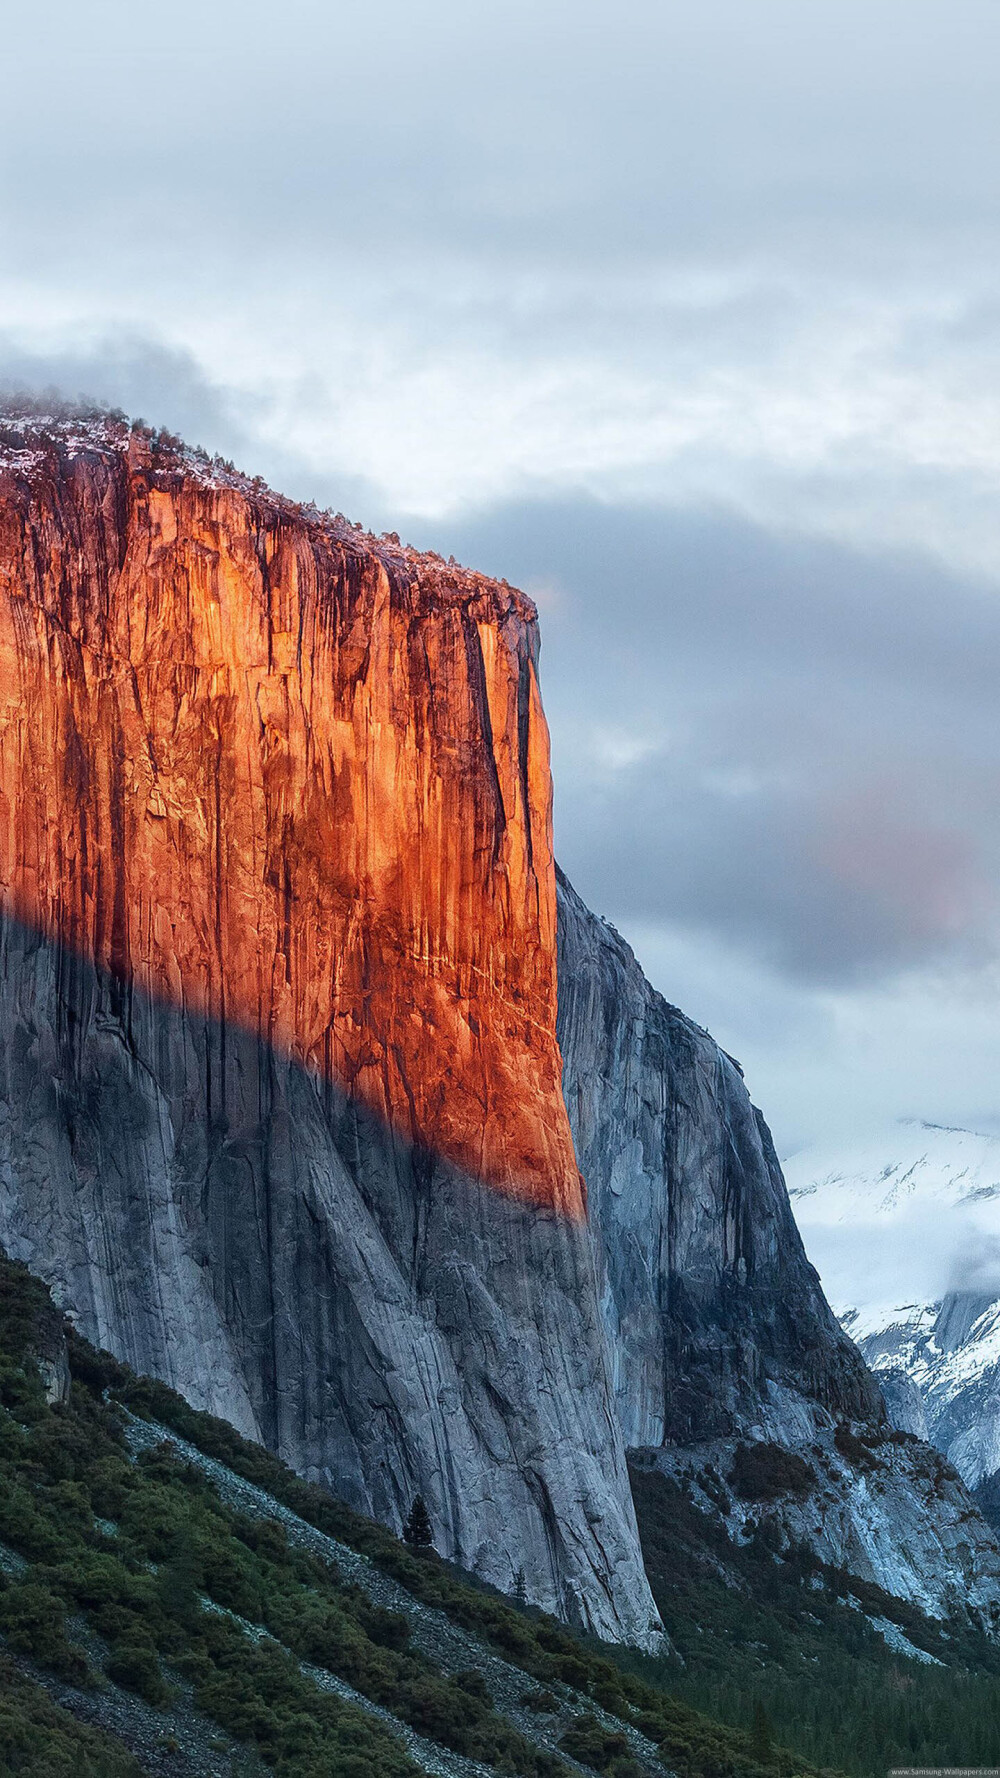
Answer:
xmin=0 ymin=1249 xmax=812 ymax=1778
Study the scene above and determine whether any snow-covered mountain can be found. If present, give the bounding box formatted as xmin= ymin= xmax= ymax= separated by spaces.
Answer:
xmin=786 ymin=1120 xmax=1000 ymax=1518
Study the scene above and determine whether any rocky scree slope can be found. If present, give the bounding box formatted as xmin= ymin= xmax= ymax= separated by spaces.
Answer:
xmin=0 ymin=1248 xmax=820 ymax=1778
xmin=628 ymin=1457 xmax=1000 ymax=1778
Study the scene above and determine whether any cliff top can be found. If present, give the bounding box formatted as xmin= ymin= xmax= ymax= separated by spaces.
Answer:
xmin=0 ymin=399 xmax=537 ymax=623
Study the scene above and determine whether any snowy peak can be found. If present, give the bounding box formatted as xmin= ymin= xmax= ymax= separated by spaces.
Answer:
xmin=787 ymin=1119 xmax=1000 ymax=1223
xmin=786 ymin=1119 xmax=1000 ymax=1321
xmin=786 ymin=1120 xmax=1000 ymax=1505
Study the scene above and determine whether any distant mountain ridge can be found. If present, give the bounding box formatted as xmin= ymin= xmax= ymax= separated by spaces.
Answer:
xmin=786 ymin=1120 xmax=1000 ymax=1520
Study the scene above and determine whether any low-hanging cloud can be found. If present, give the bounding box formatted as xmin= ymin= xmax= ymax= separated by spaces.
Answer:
xmin=0 ymin=334 xmax=226 ymax=439
xmin=418 ymin=497 xmax=1000 ymax=985
xmin=948 ymin=1233 xmax=1000 ymax=1299
xmin=0 ymin=332 xmax=386 ymax=528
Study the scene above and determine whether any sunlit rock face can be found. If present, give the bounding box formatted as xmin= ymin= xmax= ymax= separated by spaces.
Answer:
xmin=0 ymin=411 xmax=657 ymax=1645
xmin=0 ymin=413 xmax=579 ymax=1215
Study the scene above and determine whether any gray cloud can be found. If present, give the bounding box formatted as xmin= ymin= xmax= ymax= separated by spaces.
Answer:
xmin=5 ymin=1 xmax=1000 ymax=269
xmin=949 ymin=1234 xmax=1000 ymax=1298
xmin=4 ymin=2 xmax=1000 ymax=559
xmin=413 ymin=498 xmax=1000 ymax=984
xmin=0 ymin=334 xmax=246 ymax=450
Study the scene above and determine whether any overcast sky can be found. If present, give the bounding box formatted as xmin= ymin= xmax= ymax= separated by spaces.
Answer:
xmin=4 ymin=0 xmax=1000 ymax=1159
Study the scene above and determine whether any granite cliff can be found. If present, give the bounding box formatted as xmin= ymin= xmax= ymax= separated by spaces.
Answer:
xmin=0 ymin=406 xmax=998 ymax=1645
xmin=0 ymin=408 xmax=653 ymax=1644
xmin=556 ymin=872 xmax=881 ymax=1449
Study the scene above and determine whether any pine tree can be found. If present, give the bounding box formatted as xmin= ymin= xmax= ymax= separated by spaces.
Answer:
xmin=403 ymin=1495 xmax=434 ymax=1550
xmin=751 ymin=1700 xmax=774 ymax=1763
xmin=513 ymin=1566 xmax=528 ymax=1607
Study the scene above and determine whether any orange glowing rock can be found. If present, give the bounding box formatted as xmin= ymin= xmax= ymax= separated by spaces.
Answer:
xmin=0 ymin=416 xmax=584 ymax=1215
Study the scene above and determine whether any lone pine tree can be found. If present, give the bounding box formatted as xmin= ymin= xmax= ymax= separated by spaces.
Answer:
xmin=403 ymin=1495 xmax=434 ymax=1550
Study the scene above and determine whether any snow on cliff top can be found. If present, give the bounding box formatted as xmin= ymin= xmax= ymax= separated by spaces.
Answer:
xmin=0 ymin=404 xmax=535 ymax=620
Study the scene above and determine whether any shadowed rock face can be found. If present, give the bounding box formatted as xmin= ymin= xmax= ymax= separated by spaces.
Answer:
xmin=0 ymin=411 xmax=656 ymax=1645
xmin=0 ymin=908 xmax=654 ymax=1640
xmin=556 ymin=869 xmax=882 ymax=1450
xmin=557 ymin=874 xmax=1000 ymax=1629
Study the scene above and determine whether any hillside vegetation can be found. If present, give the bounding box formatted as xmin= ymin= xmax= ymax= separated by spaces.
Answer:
xmin=628 ymin=1460 xmax=1000 ymax=1777
xmin=0 ymin=1249 xmax=812 ymax=1778
xmin=9 ymin=1245 xmax=1000 ymax=1778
